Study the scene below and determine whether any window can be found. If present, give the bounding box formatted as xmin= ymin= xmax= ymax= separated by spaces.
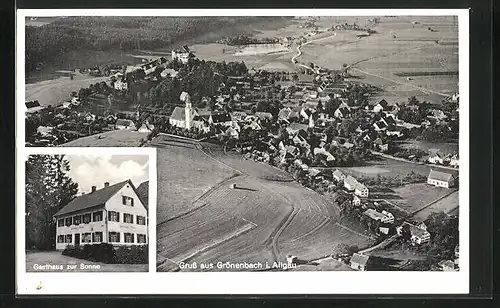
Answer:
xmin=137 ymin=234 xmax=147 ymax=243
xmin=136 ymin=215 xmax=146 ymax=225
xmin=57 ymin=219 xmax=64 ymax=227
xmin=124 ymin=213 xmax=134 ymax=224
xmin=73 ymin=215 xmax=82 ymax=225
xmin=57 ymin=235 xmax=64 ymax=243
xmin=83 ymin=213 xmax=91 ymax=224
xmin=122 ymin=196 xmax=134 ymax=206
xmin=65 ymin=217 xmax=72 ymax=226
xmin=65 ymin=234 xmax=72 ymax=243
xmin=82 ymin=233 xmax=91 ymax=243
xmin=92 ymin=232 xmax=103 ymax=243
xmin=109 ymin=232 xmax=120 ymax=243
xmin=109 ymin=211 xmax=119 ymax=222
xmin=124 ymin=233 xmax=134 ymax=243
xmin=93 ymin=211 xmax=103 ymax=222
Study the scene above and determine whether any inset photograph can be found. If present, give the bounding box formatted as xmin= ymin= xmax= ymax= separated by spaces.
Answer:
xmin=25 ymin=152 xmax=152 ymax=272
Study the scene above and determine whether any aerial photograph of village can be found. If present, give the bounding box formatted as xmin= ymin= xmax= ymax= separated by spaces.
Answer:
xmin=24 ymin=15 xmax=460 ymax=272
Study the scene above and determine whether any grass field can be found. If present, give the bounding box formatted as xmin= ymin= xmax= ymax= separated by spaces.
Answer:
xmin=412 ymin=190 xmax=459 ymax=221
xmin=395 ymin=140 xmax=459 ymax=155
xmin=26 ymin=251 xmax=148 ymax=272
xmin=59 ymin=129 xmax=148 ymax=147
xmin=25 ymin=73 xmax=109 ymax=107
xmin=290 ymin=258 xmax=354 ymax=271
xmin=391 ymin=183 xmax=456 ymax=213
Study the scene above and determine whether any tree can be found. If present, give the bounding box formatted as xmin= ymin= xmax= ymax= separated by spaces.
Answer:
xmin=25 ymin=155 xmax=78 ymax=250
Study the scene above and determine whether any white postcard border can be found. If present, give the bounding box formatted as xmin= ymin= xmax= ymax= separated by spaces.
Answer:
xmin=16 ymin=8 xmax=469 ymax=295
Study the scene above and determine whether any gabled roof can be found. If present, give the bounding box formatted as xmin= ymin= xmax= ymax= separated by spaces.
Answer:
xmin=26 ymin=101 xmax=41 ymax=108
xmin=116 ymin=119 xmax=135 ymax=127
xmin=287 ymin=123 xmax=309 ymax=133
xmin=428 ymin=170 xmax=454 ymax=182
xmin=351 ymin=253 xmax=369 ymax=266
xmin=211 ymin=112 xmax=232 ymax=123
xmin=170 ymin=107 xmax=185 ymax=122
xmin=54 ymin=180 xmax=132 ymax=217
xmin=344 ymin=175 xmax=358 ymax=186
xmin=332 ymin=169 xmax=345 ymax=178
xmin=136 ymin=181 xmax=149 ymax=210
xmin=255 ymin=112 xmax=273 ymax=120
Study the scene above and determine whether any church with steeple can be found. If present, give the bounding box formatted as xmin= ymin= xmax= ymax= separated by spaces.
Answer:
xmin=169 ymin=91 xmax=233 ymax=132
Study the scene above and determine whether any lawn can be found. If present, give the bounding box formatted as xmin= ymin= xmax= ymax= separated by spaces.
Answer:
xmin=59 ymin=129 xmax=148 ymax=147
xmin=391 ymin=183 xmax=456 ymax=213
xmin=412 ymin=190 xmax=459 ymax=222
xmin=26 ymin=251 xmax=148 ymax=272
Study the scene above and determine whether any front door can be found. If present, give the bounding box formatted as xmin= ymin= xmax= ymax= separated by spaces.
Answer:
xmin=74 ymin=234 xmax=80 ymax=246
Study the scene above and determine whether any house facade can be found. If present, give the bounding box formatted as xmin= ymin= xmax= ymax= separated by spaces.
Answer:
xmin=54 ymin=180 xmax=148 ymax=250
xmin=350 ymin=253 xmax=369 ymax=271
xmin=396 ymin=221 xmax=431 ymax=245
xmin=427 ymin=169 xmax=455 ymax=188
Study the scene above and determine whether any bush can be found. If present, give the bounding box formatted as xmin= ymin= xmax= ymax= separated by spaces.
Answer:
xmin=61 ymin=243 xmax=148 ymax=264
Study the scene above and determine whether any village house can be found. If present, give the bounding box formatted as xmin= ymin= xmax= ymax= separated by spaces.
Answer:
xmin=171 ymin=45 xmax=193 ymax=64
xmin=254 ymin=112 xmax=273 ymax=121
xmin=438 ymin=260 xmax=458 ymax=271
xmin=53 ymin=180 xmax=148 ymax=250
xmin=449 ymin=154 xmax=459 ymax=168
xmin=350 ymin=195 xmax=360 ymax=207
xmin=350 ymin=253 xmax=370 ymax=271
xmin=373 ymin=99 xmax=389 ymax=113
xmin=334 ymin=105 xmax=351 ymax=119
xmin=396 ymin=221 xmax=431 ymax=245
xmin=427 ymin=169 xmax=455 ymax=188
xmin=332 ymin=169 xmax=346 ymax=183
xmin=373 ymin=118 xmax=388 ymax=131
xmin=344 ymin=175 xmax=358 ymax=191
xmin=363 ymin=209 xmax=394 ymax=224
xmin=373 ymin=137 xmax=389 ymax=152
xmin=115 ymin=119 xmax=137 ymax=130
xmin=114 ymin=77 xmax=128 ymax=91
xmin=354 ymin=182 xmax=369 ymax=197
xmin=25 ymin=100 xmax=46 ymax=114
xmin=428 ymin=153 xmax=444 ymax=165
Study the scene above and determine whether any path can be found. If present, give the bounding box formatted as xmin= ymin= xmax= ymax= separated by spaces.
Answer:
xmin=270 ymin=207 xmax=299 ymax=262
xmin=291 ymin=33 xmax=337 ymax=72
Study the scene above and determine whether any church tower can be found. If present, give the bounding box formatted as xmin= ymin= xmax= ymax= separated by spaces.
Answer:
xmin=180 ymin=91 xmax=192 ymax=130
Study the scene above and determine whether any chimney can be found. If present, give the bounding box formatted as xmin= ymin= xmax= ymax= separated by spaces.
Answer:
xmin=104 ymin=182 xmax=110 ymax=188
xmin=91 ymin=186 xmax=97 ymax=193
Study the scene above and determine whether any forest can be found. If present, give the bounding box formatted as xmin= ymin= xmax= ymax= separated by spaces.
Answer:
xmin=25 ymin=16 xmax=289 ymax=73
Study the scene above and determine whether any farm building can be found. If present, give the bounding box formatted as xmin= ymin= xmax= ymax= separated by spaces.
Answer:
xmin=171 ymin=46 xmax=194 ymax=64
xmin=114 ymin=78 xmax=128 ymax=91
xmin=438 ymin=260 xmax=458 ymax=271
xmin=350 ymin=253 xmax=370 ymax=271
xmin=427 ymin=170 xmax=455 ymax=188
xmin=53 ymin=180 xmax=148 ymax=250
xmin=25 ymin=100 xmax=45 ymax=114
xmin=344 ymin=175 xmax=358 ymax=191
xmin=363 ymin=209 xmax=394 ymax=224
xmin=373 ymin=99 xmax=389 ymax=113
xmin=396 ymin=221 xmax=431 ymax=245
xmin=331 ymin=170 xmax=345 ymax=184
xmin=352 ymin=195 xmax=361 ymax=206
xmin=334 ymin=106 xmax=351 ymax=118
xmin=354 ymin=182 xmax=369 ymax=197
xmin=115 ymin=119 xmax=137 ymax=130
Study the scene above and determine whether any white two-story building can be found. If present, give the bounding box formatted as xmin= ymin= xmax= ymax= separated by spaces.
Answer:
xmin=53 ymin=179 xmax=148 ymax=250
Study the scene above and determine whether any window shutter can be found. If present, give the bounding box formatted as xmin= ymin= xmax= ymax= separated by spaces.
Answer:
xmin=131 ymin=198 xmax=134 ymax=206
xmin=117 ymin=232 xmax=121 ymax=243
